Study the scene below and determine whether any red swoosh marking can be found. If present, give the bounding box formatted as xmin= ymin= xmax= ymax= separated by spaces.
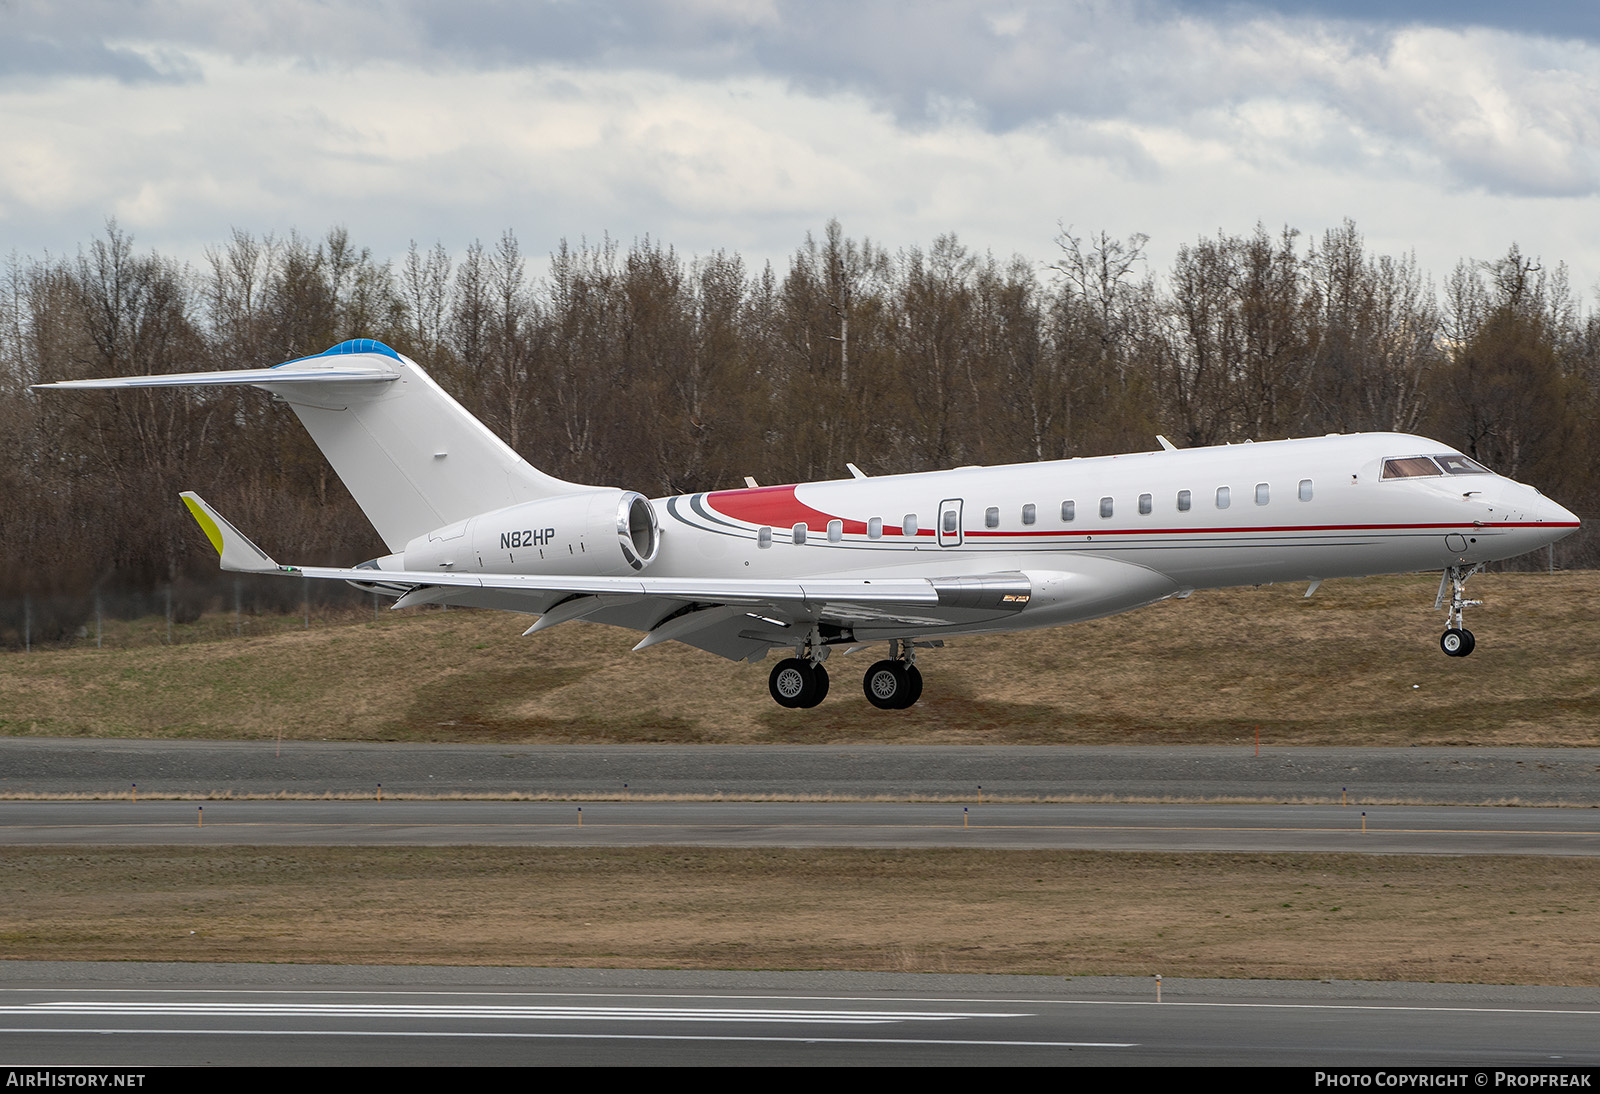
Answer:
xmin=704 ymin=486 xmax=872 ymax=534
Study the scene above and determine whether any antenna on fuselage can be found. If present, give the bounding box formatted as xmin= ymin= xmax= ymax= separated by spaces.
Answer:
xmin=1156 ymin=435 xmax=1177 ymax=451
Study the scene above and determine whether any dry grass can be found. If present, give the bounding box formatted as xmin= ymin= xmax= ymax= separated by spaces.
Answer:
xmin=2 ymin=846 xmax=1595 ymax=985
xmin=2 ymin=572 xmax=1596 ymax=746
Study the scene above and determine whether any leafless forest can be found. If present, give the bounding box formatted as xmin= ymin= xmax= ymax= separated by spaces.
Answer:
xmin=2 ymin=219 xmax=1594 ymax=647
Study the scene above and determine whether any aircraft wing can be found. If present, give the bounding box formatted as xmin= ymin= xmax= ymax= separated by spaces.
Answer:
xmin=180 ymin=493 xmax=1031 ymax=661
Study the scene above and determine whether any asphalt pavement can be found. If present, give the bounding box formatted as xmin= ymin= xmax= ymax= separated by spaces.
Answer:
xmin=3 ymin=799 xmax=1597 ymax=854
xmin=2 ymin=965 xmax=1596 ymax=1066
xmin=4 ymin=739 xmax=1599 ymax=804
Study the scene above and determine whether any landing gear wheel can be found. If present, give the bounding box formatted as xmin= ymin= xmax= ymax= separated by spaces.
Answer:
xmin=769 ymin=658 xmax=828 ymax=708
xmin=864 ymin=660 xmax=908 ymax=709
xmin=1440 ymin=628 xmax=1476 ymax=657
xmin=769 ymin=658 xmax=810 ymax=707
xmin=863 ymin=660 xmax=922 ymax=709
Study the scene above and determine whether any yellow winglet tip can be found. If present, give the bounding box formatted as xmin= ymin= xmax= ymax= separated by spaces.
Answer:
xmin=180 ymin=492 xmax=225 ymax=557
xmin=178 ymin=491 xmax=277 ymax=572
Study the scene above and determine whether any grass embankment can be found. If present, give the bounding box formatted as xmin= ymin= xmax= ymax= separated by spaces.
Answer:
xmin=1 ymin=572 xmax=1595 ymax=746
xmin=2 ymin=847 xmax=1595 ymax=985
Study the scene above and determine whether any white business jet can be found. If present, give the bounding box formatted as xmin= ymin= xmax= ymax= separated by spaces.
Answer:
xmin=38 ymin=339 xmax=1580 ymax=709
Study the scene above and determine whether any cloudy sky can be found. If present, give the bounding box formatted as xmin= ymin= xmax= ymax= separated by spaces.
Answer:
xmin=4 ymin=0 xmax=1599 ymax=294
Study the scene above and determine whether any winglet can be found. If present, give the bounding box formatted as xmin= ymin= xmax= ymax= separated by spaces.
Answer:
xmin=179 ymin=492 xmax=280 ymax=573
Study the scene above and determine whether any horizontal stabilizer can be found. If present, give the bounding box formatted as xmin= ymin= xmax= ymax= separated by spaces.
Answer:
xmin=34 ymin=363 xmax=397 ymax=390
xmin=179 ymin=492 xmax=280 ymax=573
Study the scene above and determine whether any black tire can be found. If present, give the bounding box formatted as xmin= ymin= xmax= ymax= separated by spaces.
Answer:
xmin=863 ymin=661 xmax=921 ymax=709
xmin=903 ymin=664 xmax=923 ymax=707
xmin=1440 ymin=628 xmax=1476 ymax=657
xmin=802 ymin=663 xmax=830 ymax=708
xmin=769 ymin=658 xmax=814 ymax=707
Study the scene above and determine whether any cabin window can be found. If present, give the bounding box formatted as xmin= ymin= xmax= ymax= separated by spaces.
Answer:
xmin=1099 ymin=496 xmax=1114 ymax=518
xmin=1255 ymin=482 xmax=1270 ymax=506
xmin=1298 ymin=479 xmax=1313 ymax=502
xmin=1382 ymin=456 xmax=1441 ymax=479
xmin=827 ymin=519 xmax=843 ymax=542
xmin=902 ymin=514 xmax=917 ymax=536
xmin=757 ymin=526 xmax=772 ymax=549
xmin=1138 ymin=493 xmax=1152 ymax=515
xmin=1177 ymin=489 xmax=1191 ymax=512
xmin=985 ymin=506 xmax=1000 ymax=528
xmin=868 ymin=517 xmax=883 ymax=539
xmin=943 ymin=510 xmax=958 ymax=534
xmin=1022 ymin=503 xmax=1036 ymax=525
xmin=1061 ymin=501 xmax=1075 ymax=522
xmin=792 ymin=523 xmax=807 ymax=544
xmin=1216 ymin=486 xmax=1231 ymax=509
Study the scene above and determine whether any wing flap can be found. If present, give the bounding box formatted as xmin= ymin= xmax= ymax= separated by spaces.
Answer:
xmin=289 ymin=564 xmax=948 ymax=607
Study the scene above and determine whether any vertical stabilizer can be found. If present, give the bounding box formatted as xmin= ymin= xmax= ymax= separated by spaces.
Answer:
xmin=260 ymin=342 xmax=588 ymax=549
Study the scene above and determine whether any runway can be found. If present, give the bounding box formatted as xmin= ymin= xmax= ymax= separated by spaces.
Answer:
xmin=5 ymin=741 xmax=1596 ymax=1067
xmin=2 ymin=967 xmax=1596 ymax=1066
xmin=2 ymin=799 xmax=1597 ymax=855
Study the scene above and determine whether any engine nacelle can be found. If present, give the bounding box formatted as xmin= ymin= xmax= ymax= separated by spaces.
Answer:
xmin=402 ymin=489 xmax=661 ymax=576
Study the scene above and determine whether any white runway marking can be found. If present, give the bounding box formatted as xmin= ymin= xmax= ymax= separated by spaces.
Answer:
xmin=12 ymin=1001 xmax=1021 ymax=1025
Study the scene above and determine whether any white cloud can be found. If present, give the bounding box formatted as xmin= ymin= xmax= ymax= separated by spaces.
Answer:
xmin=2 ymin=1 xmax=1599 ymax=297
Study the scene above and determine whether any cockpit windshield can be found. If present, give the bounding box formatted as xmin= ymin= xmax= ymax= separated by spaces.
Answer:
xmin=1382 ymin=454 xmax=1492 ymax=479
xmin=1382 ymin=456 xmax=1441 ymax=479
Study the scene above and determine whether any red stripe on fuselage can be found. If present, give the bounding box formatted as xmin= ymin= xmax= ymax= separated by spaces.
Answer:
xmin=961 ymin=521 xmax=1578 ymax=537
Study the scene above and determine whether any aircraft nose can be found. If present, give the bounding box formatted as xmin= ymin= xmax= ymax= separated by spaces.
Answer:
xmin=1538 ymin=496 xmax=1581 ymax=539
xmin=1489 ymin=481 xmax=1580 ymax=552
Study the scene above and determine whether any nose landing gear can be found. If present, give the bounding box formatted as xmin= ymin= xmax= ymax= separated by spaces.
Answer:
xmin=1436 ymin=564 xmax=1483 ymax=657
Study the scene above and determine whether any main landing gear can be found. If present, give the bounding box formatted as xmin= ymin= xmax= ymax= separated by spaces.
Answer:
xmin=766 ymin=637 xmax=926 ymax=709
xmin=862 ymin=660 xmax=922 ymax=709
xmin=768 ymin=656 xmax=830 ymax=708
xmin=1436 ymin=563 xmax=1484 ymax=658
xmin=863 ymin=639 xmax=922 ymax=710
